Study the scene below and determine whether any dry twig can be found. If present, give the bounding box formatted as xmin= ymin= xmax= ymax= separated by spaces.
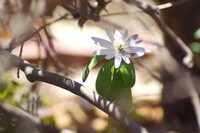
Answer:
xmin=125 ymin=0 xmax=193 ymax=68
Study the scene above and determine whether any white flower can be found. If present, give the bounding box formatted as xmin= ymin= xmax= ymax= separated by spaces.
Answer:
xmin=92 ymin=29 xmax=151 ymax=69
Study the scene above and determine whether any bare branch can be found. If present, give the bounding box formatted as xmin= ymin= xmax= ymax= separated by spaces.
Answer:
xmin=0 ymin=49 xmax=149 ymax=133
xmin=124 ymin=0 xmax=193 ymax=68
xmin=0 ymin=102 xmax=60 ymax=133
xmin=157 ymin=0 xmax=189 ymax=10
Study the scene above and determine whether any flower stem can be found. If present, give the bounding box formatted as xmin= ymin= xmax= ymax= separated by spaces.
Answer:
xmin=108 ymin=116 xmax=112 ymax=133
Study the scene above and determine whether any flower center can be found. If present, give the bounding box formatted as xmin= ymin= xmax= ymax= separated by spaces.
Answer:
xmin=118 ymin=44 xmax=123 ymax=49
xmin=117 ymin=44 xmax=127 ymax=55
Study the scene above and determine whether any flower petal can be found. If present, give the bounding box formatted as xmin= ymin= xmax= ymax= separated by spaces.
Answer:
xmin=123 ymin=29 xmax=128 ymax=41
xmin=122 ymin=56 xmax=130 ymax=64
xmin=91 ymin=37 xmax=113 ymax=49
xmin=105 ymin=29 xmax=114 ymax=42
xmin=113 ymin=30 xmax=124 ymax=44
xmin=114 ymin=56 xmax=122 ymax=69
xmin=129 ymin=47 xmax=151 ymax=53
xmin=127 ymin=34 xmax=139 ymax=45
xmin=128 ymin=34 xmax=138 ymax=42
xmin=114 ymin=30 xmax=122 ymax=37
xmin=105 ymin=53 xmax=115 ymax=59
xmin=129 ymin=34 xmax=138 ymax=40
xmin=130 ymin=40 xmax=143 ymax=45
xmin=145 ymin=48 xmax=151 ymax=53
xmin=130 ymin=52 xmax=145 ymax=58
xmin=92 ymin=49 xmax=115 ymax=56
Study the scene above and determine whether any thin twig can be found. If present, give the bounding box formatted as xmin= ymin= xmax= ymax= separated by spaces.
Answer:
xmin=157 ymin=0 xmax=190 ymax=10
xmin=187 ymin=73 xmax=200 ymax=132
xmin=17 ymin=43 xmax=24 ymax=78
xmin=129 ymin=0 xmax=193 ymax=68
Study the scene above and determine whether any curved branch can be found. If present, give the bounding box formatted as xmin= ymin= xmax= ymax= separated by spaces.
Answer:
xmin=0 ymin=49 xmax=148 ymax=133
xmin=125 ymin=0 xmax=193 ymax=68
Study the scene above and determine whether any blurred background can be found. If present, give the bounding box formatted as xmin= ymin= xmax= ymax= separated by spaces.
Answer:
xmin=0 ymin=0 xmax=200 ymax=133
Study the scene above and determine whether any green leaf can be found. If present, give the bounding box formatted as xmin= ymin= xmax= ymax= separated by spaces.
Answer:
xmin=189 ymin=42 xmax=200 ymax=54
xmin=96 ymin=60 xmax=135 ymax=111
xmin=115 ymin=86 xmax=133 ymax=112
xmin=96 ymin=60 xmax=114 ymax=97
xmin=82 ymin=55 xmax=105 ymax=82
xmin=194 ymin=28 xmax=200 ymax=40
